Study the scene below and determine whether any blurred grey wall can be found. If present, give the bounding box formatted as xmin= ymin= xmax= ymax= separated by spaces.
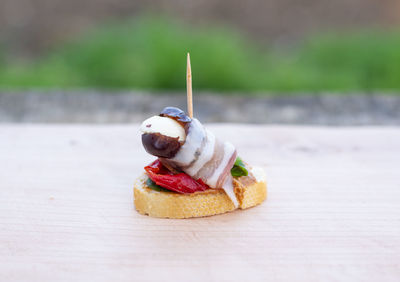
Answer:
xmin=1 ymin=0 xmax=399 ymax=57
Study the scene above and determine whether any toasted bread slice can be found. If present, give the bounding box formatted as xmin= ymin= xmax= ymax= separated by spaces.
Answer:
xmin=133 ymin=167 xmax=267 ymax=218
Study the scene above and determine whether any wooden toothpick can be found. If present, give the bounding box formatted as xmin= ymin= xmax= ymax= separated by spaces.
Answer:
xmin=186 ymin=53 xmax=193 ymax=118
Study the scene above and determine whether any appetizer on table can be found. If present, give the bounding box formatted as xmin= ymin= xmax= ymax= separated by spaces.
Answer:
xmin=134 ymin=54 xmax=267 ymax=218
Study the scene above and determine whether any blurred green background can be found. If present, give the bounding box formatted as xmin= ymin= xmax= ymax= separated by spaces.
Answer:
xmin=1 ymin=0 xmax=400 ymax=93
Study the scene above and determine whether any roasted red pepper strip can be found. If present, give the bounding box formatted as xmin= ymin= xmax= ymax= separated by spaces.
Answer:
xmin=144 ymin=159 xmax=209 ymax=193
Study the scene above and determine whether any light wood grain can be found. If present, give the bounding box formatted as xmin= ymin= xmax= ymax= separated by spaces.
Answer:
xmin=186 ymin=53 xmax=193 ymax=118
xmin=0 ymin=125 xmax=399 ymax=282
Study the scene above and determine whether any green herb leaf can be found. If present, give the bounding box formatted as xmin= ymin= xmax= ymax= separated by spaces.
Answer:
xmin=146 ymin=178 xmax=171 ymax=192
xmin=231 ymin=157 xmax=248 ymax=177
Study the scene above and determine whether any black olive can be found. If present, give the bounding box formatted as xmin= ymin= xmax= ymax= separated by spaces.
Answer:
xmin=141 ymin=133 xmax=182 ymax=158
xmin=160 ymin=107 xmax=191 ymax=123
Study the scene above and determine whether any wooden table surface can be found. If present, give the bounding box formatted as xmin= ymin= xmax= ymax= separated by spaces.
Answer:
xmin=1 ymin=124 xmax=399 ymax=282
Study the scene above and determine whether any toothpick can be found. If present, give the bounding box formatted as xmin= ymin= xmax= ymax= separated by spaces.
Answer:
xmin=186 ymin=53 xmax=193 ymax=118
